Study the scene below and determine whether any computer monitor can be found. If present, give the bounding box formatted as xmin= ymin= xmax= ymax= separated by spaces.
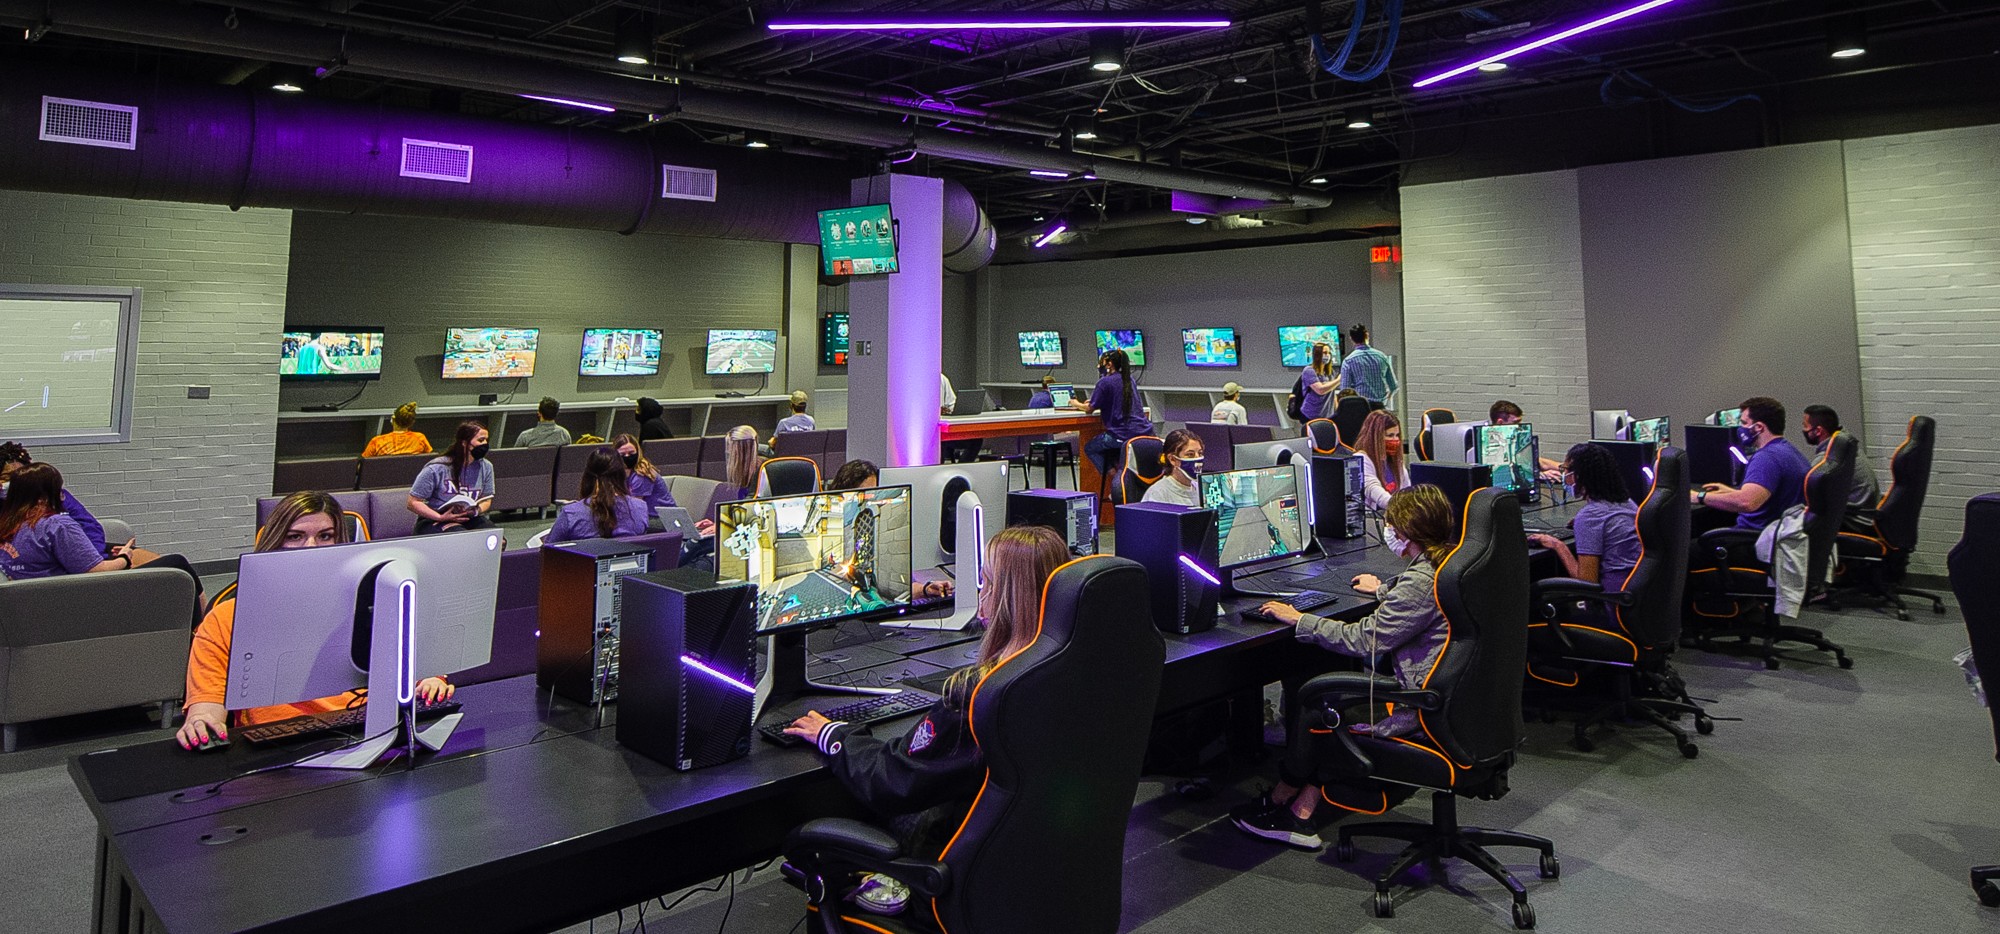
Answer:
xmin=1709 ymin=407 xmax=1744 ymax=427
xmin=1233 ymin=436 xmax=1314 ymax=471
xmin=228 ymin=529 xmax=502 ymax=768
xmin=1277 ymin=325 xmax=1341 ymax=368
xmin=1430 ymin=421 xmax=1486 ymax=464
xmin=1471 ymin=422 xmax=1540 ymax=501
xmin=1094 ymin=329 xmax=1147 ymax=367
xmin=1593 ymin=440 xmax=1659 ymax=500
xmin=1591 ymin=409 xmax=1631 ymax=440
xmin=1182 ymin=327 xmax=1239 ymax=367
xmin=579 ymin=328 xmax=662 ymax=377
xmin=1046 ymin=384 xmax=1074 ymax=407
xmin=280 ymin=327 xmax=384 ymax=380
xmin=704 ymin=329 xmax=778 ymax=375
xmin=443 ymin=327 xmax=538 ymax=379
xmin=879 ymin=461 xmax=1007 ymax=568
xmin=714 ymin=486 xmax=915 ymax=635
xmin=1200 ymin=465 xmax=1308 ymax=570
xmin=1017 ymin=330 xmax=1064 ymax=367
xmin=1625 ymin=416 xmax=1670 ymax=445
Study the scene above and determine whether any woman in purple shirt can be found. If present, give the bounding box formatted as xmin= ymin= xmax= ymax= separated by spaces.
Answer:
xmin=0 ymin=464 xmax=204 ymax=619
xmin=612 ymin=433 xmax=677 ymax=511
xmin=1530 ymin=443 xmax=1641 ymax=589
xmin=3 ymin=441 xmax=110 ymax=557
xmin=1069 ymin=349 xmax=1154 ymax=479
xmin=1300 ymin=342 xmax=1340 ymax=421
xmin=548 ymin=448 xmax=651 ymax=542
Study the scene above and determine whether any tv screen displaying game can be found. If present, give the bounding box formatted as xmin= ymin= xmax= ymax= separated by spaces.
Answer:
xmin=578 ymin=328 xmax=661 ymax=377
xmin=1182 ymin=327 xmax=1239 ymax=368
xmin=280 ymin=328 xmax=384 ymax=380
xmin=1094 ymin=329 xmax=1147 ymax=367
xmin=442 ymin=327 xmax=538 ymax=379
xmin=1277 ymin=325 xmax=1342 ymax=368
xmin=1018 ymin=330 xmax=1064 ymax=367
xmin=705 ymin=328 xmax=779 ymax=375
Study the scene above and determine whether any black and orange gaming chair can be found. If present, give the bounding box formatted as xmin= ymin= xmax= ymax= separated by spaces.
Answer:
xmin=782 ymin=556 xmax=1164 ymax=934
xmin=1115 ymin=436 xmax=1166 ymax=505
xmin=760 ymin=456 xmax=823 ymax=496
xmin=1528 ymin=447 xmax=1710 ymax=756
xmin=1831 ymin=415 xmax=1946 ymax=620
xmin=1305 ymin=418 xmax=1350 ymax=456
xmin=1416 ymin=408 xmax=1455 ymax=461
xmin=1331 ymin=395 xmax=1372 ymax=447
xmin=1299 ymin=488 xmax=1556 ymax=928
xmin=1948 ymin=494 xmax=2000 ymax=907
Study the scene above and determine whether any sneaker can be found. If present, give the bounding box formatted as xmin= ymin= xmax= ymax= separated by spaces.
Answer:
xmin=852 ymin=874 xmax=911 ymax=916
xmin=1230 ymin=800 xmax=1323 ymax=851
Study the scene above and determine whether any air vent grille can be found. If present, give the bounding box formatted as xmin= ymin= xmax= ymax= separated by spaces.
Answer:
xmin=662 ymin=164 xmax=718 ymax=202
xmin=40 ymin=97 xmax=138 ymax=150
xmin=401 ymin=139 xmax=474 ymax=183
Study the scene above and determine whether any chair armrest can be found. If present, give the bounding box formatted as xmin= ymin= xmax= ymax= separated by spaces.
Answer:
xmin=1298 ymin=671 xmax=1440 ymax=713
xmin=1534 ymin=577 xmax=1636 ymax=608
xmin=784 ymin=818 xmax=950 ymax=900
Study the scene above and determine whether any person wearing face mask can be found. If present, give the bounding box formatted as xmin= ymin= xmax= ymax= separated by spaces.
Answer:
xmin=1143 ymin=429 xmax=1206 ymax=507
xmin=1689 ymin=396 xmax=1808 ymax=532
xmin=407 ymin=420 xmax=496 ymax=533
xmin=1232 ymin=485 xmax=1457 ymax=849
xmin=1530 ymin=444 xmax=1640 ymax=589
xmin=1352 ymin=409 xmax=1411 ymax=513
xmin=176 ymin=491 xmax=456 ymax=750
xmin=609 ymin=433 xmax=677 ymax=511
xmin=1071 ymin=349 xmax=1154 ymax=480
xmin=1801 ymin=405 xmax=1880 ymax=533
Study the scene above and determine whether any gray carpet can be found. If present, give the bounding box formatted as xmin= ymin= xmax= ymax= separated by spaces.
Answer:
xmin=9 ymin=594 xmax=1996 ymax=933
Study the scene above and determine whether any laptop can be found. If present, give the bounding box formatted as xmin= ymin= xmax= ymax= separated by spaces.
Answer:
xmin=1047 ymin=383 xmax=1074 ymax=407
xmin=654 ymin=506 xmax=698 ymax=539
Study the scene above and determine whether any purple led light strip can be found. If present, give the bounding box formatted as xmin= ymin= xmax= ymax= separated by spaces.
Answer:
xmin=1412 ymin=0 xmax=1685 ymax=89
xmin=1178 ymin=554 xmax=1222 ymax=587
xmin=769 ymin=15 xmax=1231 ymax=31
xmin=682 ymin=654 xmax=757 ymax=695
xmin=518 ymin=94 xmax=617 ymax=113
xmin=1032 ymin=223 xmax=1068 ymax=248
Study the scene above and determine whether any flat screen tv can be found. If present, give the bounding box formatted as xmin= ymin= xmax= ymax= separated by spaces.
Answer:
xmin=819 ymin=204 xmax=899 ymax=276
xmin=280 ymin=328 xmax=384 ymax=380
xmin=442 ymin=327 xmax=538 ymax=379
xmin=820 ymin=313 xmax=850 ymax=366
xmin=1182 ymin=327 xmax=1239 ymax=368
xmin=1094 ymin=329 xmax=1147 ymax=367
xmin=705 ymin=328 xmax=779 ymax=375
xmin=1277 ymin=325 xmax=1342 ymax=368
xmin=1017 ymin=330 xmax=1064 ymax=367
xmin=578 ymin=328 xmax=661 ymax=377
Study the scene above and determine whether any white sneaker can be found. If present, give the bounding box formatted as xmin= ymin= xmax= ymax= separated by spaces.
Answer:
xmin=853 ymin=874 xmax=911 ymax=915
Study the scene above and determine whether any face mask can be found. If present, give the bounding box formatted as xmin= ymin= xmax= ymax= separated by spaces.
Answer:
xmin=1385 ymin=439 xmax=1402 ymax=457
xmin=1178 ymin=457 xmax=1204 ymax=480
xmin=471 ymin=443 xmax=490 ymax=460
xmin=1383 ymin=524 xmax=1409 ymax=557
xmin=622 ymin=453 xmax=639 ymax=469
xmin=1802 ymin=427 xmax=1825 ymax=446
xmin=1564 ymin=481 xmax=1578 ymax=499
xmin=1735 ymin=426 xmax=1758 ymax=447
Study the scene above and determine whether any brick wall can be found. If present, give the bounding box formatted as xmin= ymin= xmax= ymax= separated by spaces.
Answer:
xmin=1400 ymin=171 xmax=1592 ymax=447
xmin=0 ymin=190 xmax=292 ymax=564
xmin=1844 ymin=124 xmax=2000 ymax=575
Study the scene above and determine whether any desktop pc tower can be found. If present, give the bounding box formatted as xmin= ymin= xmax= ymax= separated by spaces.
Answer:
xmin=1308 ymin=453 xmax=1368 ymax=539
xmin=1007 ymin=489 xmax=1099 ymax=556
xmin=617 ymin=568 xmax=757 ymax=772
xmin=1684 ymin=424 xmax=1744 ymax=487
xmin=1113 ymin=503 xmax=1222 ymax=635
xmin=537 ymin=538 xmax=653 ymax=705
xmin=1593 ymin=440 xmax=1660 ymax=500
xmin=1408 ymin=462 xmax=1493 ymax=519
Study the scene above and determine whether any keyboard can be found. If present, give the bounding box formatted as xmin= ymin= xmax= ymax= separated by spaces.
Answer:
xmin=758 ymin=688 xmax=943 ymax=747
xmin=1525 ymin=526 xmax=1575 ymax=544
xmin=1242 ymin=590 xmax=1340 ymax=621
xmin=237 ymin=697 xmax=464 ymax=745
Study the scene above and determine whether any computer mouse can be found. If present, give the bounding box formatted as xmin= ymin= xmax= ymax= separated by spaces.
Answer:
xmin=193 ymin=734 xmax=231 ymax=753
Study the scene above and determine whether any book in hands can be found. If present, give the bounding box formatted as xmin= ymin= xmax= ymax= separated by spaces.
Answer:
xmin=439 ymin=491 xmax=482 ymax=515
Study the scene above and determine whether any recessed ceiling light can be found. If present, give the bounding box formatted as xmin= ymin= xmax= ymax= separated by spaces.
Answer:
xmin=1308 ymin=176 xmax=1329 ymax=184
xmin=1478 ymin=61 xmax=1509 ymax=72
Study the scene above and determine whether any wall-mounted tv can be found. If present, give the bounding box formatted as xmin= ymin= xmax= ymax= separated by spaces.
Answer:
xmin=442 ymin=327 xmax=538 ymax=379
xmin=1017 ymin=330 xmax=1064 ymax=367
xmin=280 ymin=328 xmax=384 ymax=380
xmin=1182 ymin=327 xmax=1239 ymax=368
xmin=579 ymin=328 xmax=661 ymax=377
xmin=819 ymin=204 xmax=899 ymax=276
xmin=705 ymin=328 xmax=779 ymax=375
xmin=1277 ymin=325 xmax=1342 ymax=368
xmin=1094 ymin=329 xmax=1147 ymax=366
xmin=820 ymin=312 xmax=850 ymax=366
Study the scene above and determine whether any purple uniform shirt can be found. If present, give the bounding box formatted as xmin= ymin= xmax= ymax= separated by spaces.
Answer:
xmin=548 ymin=496 xmax=651 ymax=542
xmin=0 ymin=514 xmax=105 ymax=579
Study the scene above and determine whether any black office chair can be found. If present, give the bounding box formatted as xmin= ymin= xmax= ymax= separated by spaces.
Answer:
xmin=1332 ymin=395 xmax=1372 ymax=448
xmin=1301 ymin=488 xmax=1556 ymax=929
xmin=1689 ymin=432 xmax=1856 ymax=670
xmin=1416 ymin=408 xmax=1456 ymax=462
xmin=782 ymin=556 xmax=1164 ymax=934
xmin=761 ymin=456 xmax=822 ymax=495
xmin=1831 ymin=415 xmax=1946 ymax=621
xmin=1305 ymin=418 xmax=1350 ymax=456
xmin=1948 ymin=493 xmax=2000 ymax=907
xmin=1529 ymin=448 xmax=1712 ymax=757
xmin=1116 ymin=435 xmax=1166 ymax=505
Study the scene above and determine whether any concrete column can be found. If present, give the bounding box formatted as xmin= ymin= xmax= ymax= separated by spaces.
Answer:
xmin=846 ymin=174 xmax=944 ymax=467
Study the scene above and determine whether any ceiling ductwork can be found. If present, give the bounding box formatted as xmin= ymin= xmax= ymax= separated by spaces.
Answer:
xmin=0 ymin=0 xmax=1333 ymax=211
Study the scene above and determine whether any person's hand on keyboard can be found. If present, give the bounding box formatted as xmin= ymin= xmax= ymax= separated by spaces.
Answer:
xmin=1256 ymin=601 xmax=1304 ymax=625
xmin=784 ymin=711 xmax=834 ymax=745
xmin=1351 ymin=573 xmax=1383 ymax=596
xmin=417 ymin=676 xmax=455 ymax=704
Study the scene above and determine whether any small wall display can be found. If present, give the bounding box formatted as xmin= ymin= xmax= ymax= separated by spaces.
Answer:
xmin=1182 ymin=327 xmax=1239 ymax=367
xmin=1094 ymin=329 xmax=1146 ymax=366
xmin=1018 ymin=330 xmax=1064 ymax=367
xmin=579 ymin=328 xmax=662 ymax=377
xmin=443 ymin=327 xmax=539 ymax=379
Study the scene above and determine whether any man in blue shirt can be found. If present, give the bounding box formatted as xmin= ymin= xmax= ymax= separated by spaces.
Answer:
xmin=1338 ymin=324 xmax=1398 ymax=409
xmin=1691 ymin=396 xmax=1809 ymax=531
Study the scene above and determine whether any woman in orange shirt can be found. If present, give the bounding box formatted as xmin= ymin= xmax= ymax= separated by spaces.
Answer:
xmin=175 ymin=490 xmax=455 ymax=749
xmin=361 ymin=402 xmax=434 ymax=458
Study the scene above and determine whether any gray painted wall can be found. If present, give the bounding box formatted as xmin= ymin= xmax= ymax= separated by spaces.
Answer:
xmin=0 ymin=191 xmax=292 ymax=563
xmin=1579 ymin=143 xmax=1864 ymax=436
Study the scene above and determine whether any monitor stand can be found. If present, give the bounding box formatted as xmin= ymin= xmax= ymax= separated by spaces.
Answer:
xmin=297 ymin=559 xmax=463 ymax=770
xmin=881 ymin=495 xmax=983 ymax=632
xmin=757 ymin=629 xmax=900 ymax=719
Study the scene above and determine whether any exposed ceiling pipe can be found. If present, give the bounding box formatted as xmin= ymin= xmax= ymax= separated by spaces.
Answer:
xmin=0 ymin=0 xmax=1332 ymax=209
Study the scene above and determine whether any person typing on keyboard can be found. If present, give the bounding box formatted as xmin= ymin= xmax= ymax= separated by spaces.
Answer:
xmin=781 ymin=525 xmax=1069 ymax=916
xmin=1529 ymin=443 xmax=1640 ymax=589
xmin=1231 ymin=485 xmax=1457 ymax=850
xmin=175 ymin=491 xmax=457 ymax=751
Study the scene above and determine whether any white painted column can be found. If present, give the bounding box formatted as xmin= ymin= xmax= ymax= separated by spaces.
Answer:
xmin=847 ymin=174 xmax=944 ymax=467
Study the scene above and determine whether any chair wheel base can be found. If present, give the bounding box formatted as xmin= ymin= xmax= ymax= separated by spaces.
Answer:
xmin=1837 ymin=656 xmax=1855 ymax=670
xmin=1539 ymin=854 xmax=1560 ymax=879
xmin=1978 ymin=879 xmax=2000 ymax=908
xmin=1679 ymin=741 xmax=1699 ymax=759
xmin=1764 ymin=657 xmax=1781 ymax=671
xmin=1513 ymin=900 xmax=1536 ymax=929
xmin=1695 ymin=716 xmax=1715 ymax=735
xmin=1374 ymin=890 xmax=1394 ymax=918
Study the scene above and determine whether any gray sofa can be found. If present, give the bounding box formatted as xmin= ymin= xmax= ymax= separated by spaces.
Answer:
xmin=0 ymin=567 xmax=196 ymax=752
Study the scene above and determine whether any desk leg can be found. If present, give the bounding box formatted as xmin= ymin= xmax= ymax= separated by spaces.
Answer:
xmin=93 ymin=831 xmax=158 ymax=934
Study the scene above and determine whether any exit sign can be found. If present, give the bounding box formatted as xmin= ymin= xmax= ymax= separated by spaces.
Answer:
xmin=1370 ymin=245 xmax=1402 ymax=264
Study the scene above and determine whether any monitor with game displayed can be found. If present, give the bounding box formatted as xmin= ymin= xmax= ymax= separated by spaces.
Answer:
xmin=1200 ymin=464 xmax=1308 ymax=570
xmin=1018 ymin=330 xmax=1065 ymax=367
xmin=1094 ymin=329 xmax=1147 ymax=366
xmin=1277 ymin=325 xmax=1342 ymax=368
xmin=280 ymin=328 xmax=384 ymax=380
xmin=1625 ymin=416 xmax=1670 ymax=446
xmin=820 ymin=313 xmax=850 ymax=366
xmin=1472 ymin=422 xmax=1539 ymax=498
xmin=714 ymin=486 xmax=915 ymax=635
xmin=705 ymin=329 xmax=779 ymax=375
xmin=578 ymin=328 xmax=661 ymax=377
xmin=819 ymin=204 xmax=899 ymax=277
xmin=442 ymin=327 xmax=538 ymax=379
xmin=1182 ymin=327 xmax=1239 ymax=368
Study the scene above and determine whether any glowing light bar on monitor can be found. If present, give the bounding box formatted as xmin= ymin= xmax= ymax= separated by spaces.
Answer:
xmin=1412 ymin=0 xmax=1684 ymax=89
xmin=519 ymin=94 xmax=617 ymax=113
xmin=397 ymin=580 xmax=417 ymax=705
xmin=1178 ymin=553 xmax=1222 ymax=587
xmin=769 ymin=15 xmax=1231 ymax=31
xmin=681 ymin=655 xmax=756 ymax=695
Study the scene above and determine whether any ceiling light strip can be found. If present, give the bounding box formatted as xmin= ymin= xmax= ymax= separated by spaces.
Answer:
xmin=769 ymin=16 xmax=1231 ymax=32
xmin=1412 ymin=0 xmax=1684 ymax=89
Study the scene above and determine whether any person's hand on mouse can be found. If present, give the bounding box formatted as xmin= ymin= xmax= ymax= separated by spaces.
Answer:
xmin=1351 ymin=573 xmax=1383 ymax=596
xmin=177 ymin=702 xmax=228 ymax=749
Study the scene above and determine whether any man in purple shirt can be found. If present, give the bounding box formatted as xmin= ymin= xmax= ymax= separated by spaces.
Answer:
xmin=1690 ymin=396 xmax=1808 ymax=531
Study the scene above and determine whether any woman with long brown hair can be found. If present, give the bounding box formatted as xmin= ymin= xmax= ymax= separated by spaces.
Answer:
xmin=0 ymin=463 xmax=144 ymax=579
xmin=548 ymin=448 xmax=650 ymax=542
xmin=1353 ymin=409 xmax=1411 ymax=512
xmin=1299 ymin=341 xmax=1340 ymax=421
xmin=723 ymin=424 xmax=763 ymax=499
xmin=611 ymin=432 xmax=676 ymax=510
xmin=407 ymin=420 xmax=494 ymax=533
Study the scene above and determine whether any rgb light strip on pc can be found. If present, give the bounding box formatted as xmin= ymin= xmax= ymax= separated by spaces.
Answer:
xmin=682 ymin=655 xmax=757 ymax=695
